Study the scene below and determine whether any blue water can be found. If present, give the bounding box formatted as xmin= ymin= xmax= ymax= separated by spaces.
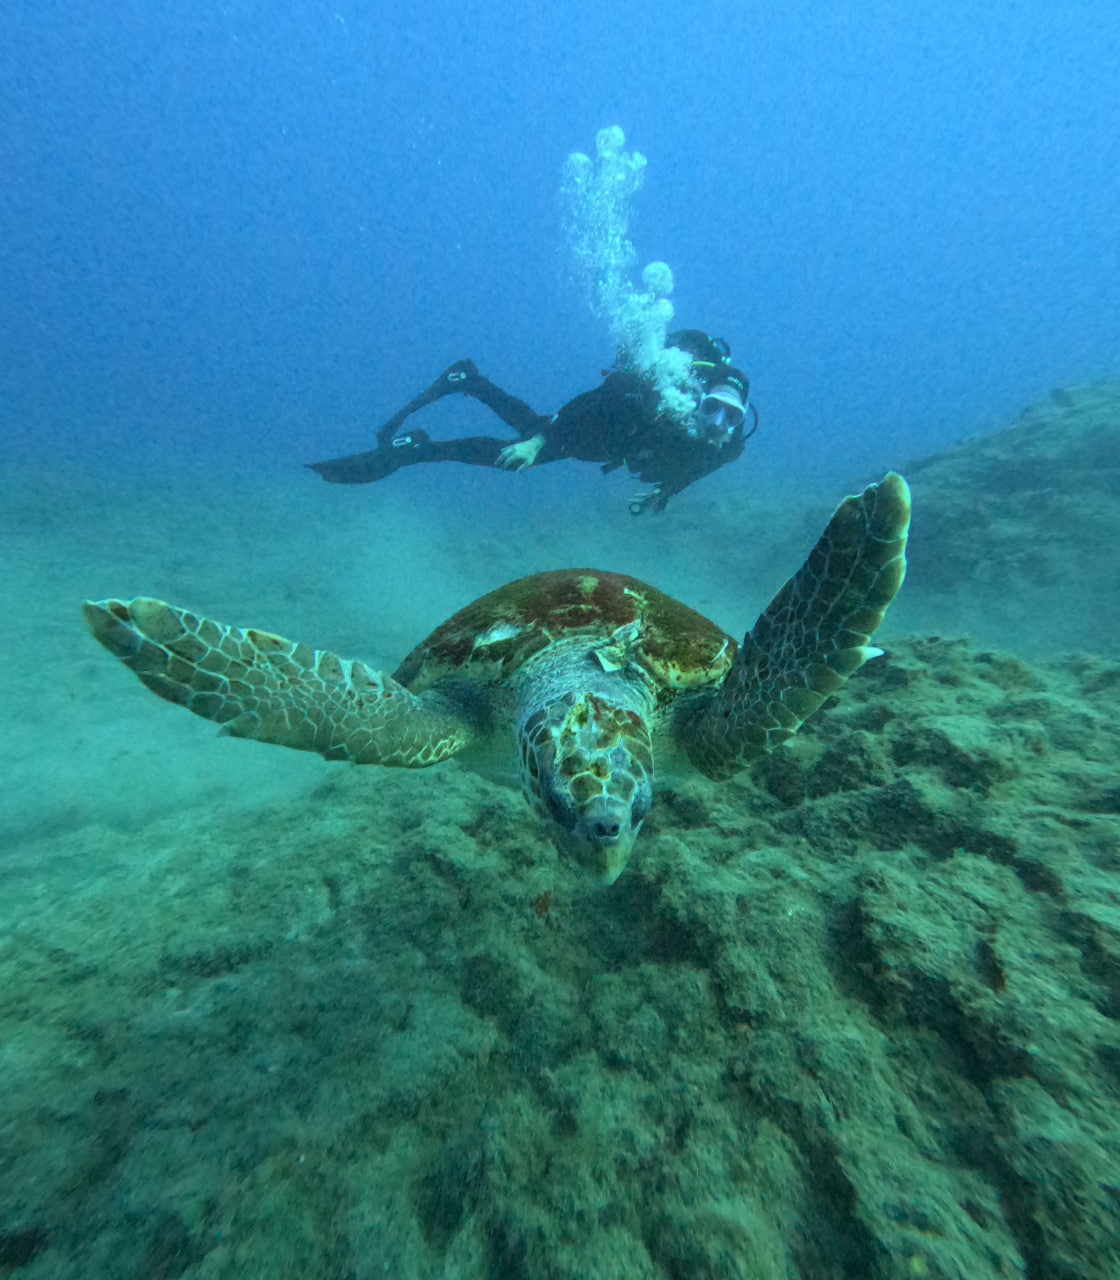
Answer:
xmin=2 ymin=0 xmax=1117 ymax=493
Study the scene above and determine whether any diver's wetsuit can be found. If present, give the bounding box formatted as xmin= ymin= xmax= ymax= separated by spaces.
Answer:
xmin=308 ymin=330 xmax=751 ymax=512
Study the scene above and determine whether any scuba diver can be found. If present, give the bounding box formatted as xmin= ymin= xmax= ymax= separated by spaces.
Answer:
xmin=307 ymin=330 xmax=756 ymax=513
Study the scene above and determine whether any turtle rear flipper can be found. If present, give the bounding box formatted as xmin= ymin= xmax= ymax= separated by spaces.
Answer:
xmin=677 ymin=472 xmax=911 ymax=779
xmin=82 ymin=598 xmax=473 ymax=767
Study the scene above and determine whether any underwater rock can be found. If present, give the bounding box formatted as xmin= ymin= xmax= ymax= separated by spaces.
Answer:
xmin=3 ymin=631 xmax=1119 ymax=1278
xmin=897 ymin=378 xmax=1120 ymax=650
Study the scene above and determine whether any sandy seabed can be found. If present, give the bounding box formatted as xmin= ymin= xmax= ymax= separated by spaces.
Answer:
xmin=1 ymin=381 xmax=1118 ymax=1279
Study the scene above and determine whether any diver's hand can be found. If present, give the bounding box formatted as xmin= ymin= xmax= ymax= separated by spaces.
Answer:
xmin=628 ymin=487 xmax=667 ymax=515
xmin=497 ymin=433 xmax=545 ymax=471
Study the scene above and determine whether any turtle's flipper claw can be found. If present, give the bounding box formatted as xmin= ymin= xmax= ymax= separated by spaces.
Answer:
xmin=676 ymin=472 xmax=911 ymax=779
xmin=81 ymin=598 xmax=473 ymax=767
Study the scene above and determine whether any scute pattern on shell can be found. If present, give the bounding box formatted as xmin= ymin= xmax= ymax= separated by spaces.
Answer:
xmin=392 ymin=569 xmax=736 ymax=694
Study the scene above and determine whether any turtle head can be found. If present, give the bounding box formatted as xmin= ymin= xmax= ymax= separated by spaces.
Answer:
xmin=519 ymin=692 xmax=654 ymax=885
xmin=553 ymin=791 xmax=644 ymax=886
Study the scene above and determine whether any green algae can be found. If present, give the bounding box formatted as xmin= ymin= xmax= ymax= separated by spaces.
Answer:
xmin=2 ymin=634 xmax=1118 ymax=1278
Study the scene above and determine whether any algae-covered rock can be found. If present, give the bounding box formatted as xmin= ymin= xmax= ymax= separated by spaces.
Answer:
xmin=3 ymin=633 xmax=1118 ymax=1279
xmin=896 ymin=378 xmax=1120 ymax=650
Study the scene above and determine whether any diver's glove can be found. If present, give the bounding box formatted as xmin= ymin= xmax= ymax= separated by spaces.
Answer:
xmin=497 ymin=433 xmax=545 ymax=472
xmin=628 ymin=486 xmax=667 ymax=515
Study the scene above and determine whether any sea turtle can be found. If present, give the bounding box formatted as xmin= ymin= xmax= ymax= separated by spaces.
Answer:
xmin=82 ymin=473 xmax=910 ymax=883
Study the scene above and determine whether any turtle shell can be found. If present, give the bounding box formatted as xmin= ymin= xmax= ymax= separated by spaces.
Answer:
xmin=393 ymin=569 xmax=735 ymax=695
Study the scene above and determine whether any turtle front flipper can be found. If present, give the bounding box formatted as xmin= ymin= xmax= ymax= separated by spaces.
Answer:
xmin=82 ymin=598 xmax=473 ymax=767
xmin=676 ymin=472 xmax=911 ymax=779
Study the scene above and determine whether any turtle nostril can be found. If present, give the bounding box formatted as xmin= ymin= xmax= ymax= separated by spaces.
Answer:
xmin=581 ymin=797 xmax=630 ymax=846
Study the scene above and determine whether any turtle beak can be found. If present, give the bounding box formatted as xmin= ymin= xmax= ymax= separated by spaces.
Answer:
xmin=571 ymin=796 xmax=642 ymax=885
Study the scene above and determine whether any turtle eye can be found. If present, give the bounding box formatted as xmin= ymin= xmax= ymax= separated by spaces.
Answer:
xmin=549 ymin=793 xmax=575 ymax=831
xmin=630 ymin=791 xmax=650 ymax=830
xmin=539 ymin=770 xmax=579 ymax=832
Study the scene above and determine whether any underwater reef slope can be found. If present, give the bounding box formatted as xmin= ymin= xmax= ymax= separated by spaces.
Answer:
xmin=1 ymin=632 xmax=1118 ymax=1279
xmin=898 ymin=377 xmax=1120 ymax=650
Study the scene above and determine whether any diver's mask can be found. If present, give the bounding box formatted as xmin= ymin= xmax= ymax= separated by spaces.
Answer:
xmin=688 ymin=383 xmax=746 ymax=442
